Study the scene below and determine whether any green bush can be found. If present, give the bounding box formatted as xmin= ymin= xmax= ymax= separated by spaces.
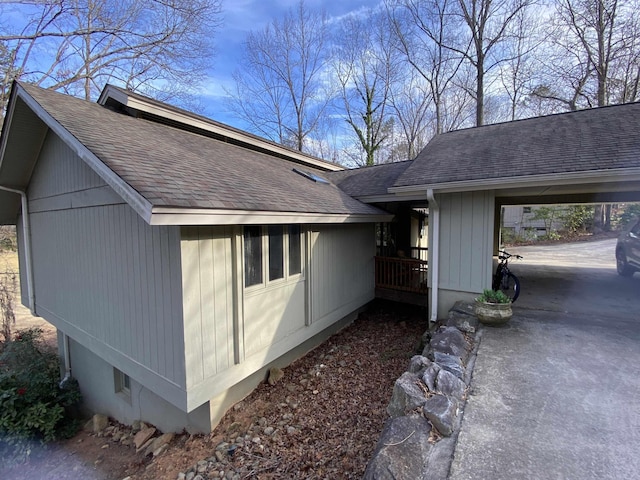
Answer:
xmin=477 ymin=289 xmax=511 ymax=304
xmin=0 ymin=329 xmax=82 ymax=443
xmin=618 ymin=204 xmax=640 ymax=228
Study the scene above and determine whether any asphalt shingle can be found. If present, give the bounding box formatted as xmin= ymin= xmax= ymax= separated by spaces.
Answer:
xmin=20 ymin=83 xmax=386 ymax=217
xmin=394 ymin=103 xmax=640 ymax=188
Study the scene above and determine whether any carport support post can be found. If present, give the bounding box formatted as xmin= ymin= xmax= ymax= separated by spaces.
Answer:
xmin=494 ymin=200 xmax=503 ymax=255
xmin=427 ymin=189 xmax=439 ymax=323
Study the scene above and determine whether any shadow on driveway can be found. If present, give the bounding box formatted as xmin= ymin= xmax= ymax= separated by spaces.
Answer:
xmin=449 ymin=240 xmax=640 ymax=479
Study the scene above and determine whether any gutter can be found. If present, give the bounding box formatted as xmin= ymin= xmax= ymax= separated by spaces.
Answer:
xmin=426 ymin=189 xmax=439 ymax=323
xmin=0 ymin=186 xmax=36 ymax=315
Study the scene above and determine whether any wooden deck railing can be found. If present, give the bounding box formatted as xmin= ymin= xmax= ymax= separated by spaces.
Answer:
xmin=375 ymin=256 xmax=428 ymax=294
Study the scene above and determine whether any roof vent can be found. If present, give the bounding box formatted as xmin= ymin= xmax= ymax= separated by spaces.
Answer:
xmin=293 ymin=168 xmax=330 ymax=184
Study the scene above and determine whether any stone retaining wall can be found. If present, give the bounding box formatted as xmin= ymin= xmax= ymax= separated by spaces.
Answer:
xmin=364 ymin=301 xmax=482 ymax=480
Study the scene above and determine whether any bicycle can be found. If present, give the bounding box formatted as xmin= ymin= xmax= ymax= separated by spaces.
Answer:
xmin=492 ymin=250 xmax=523 ymax=302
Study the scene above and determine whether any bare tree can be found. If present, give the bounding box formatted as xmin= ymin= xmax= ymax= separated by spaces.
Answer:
xmin=332 ymin=10 xmax=396 ymax=166
xmin=227 ymin=1 xmax=330 ymax=153
xmin=388 ymin=70 xmax=432 ymax=160
xmin=497 ymin=8 xmax=545 ymax=120
xmin=388 ymin=0 xmax=466 ymax=134
xmin=455 ymin=0 xmax=536 ymax=126
xmin=0 ymin=0 xmax=221 ymax=111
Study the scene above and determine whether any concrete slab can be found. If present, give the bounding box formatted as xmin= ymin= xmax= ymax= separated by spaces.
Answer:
xmin=449 ymin=239 xmax=640 ymax=480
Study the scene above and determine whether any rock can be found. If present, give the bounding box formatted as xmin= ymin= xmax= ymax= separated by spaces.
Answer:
xmin=435 ymin=369 xmax=467 ymax=401
xmin=387 ymin=372 xmax=427 ymax=418
xmin=286 ymin=426 xmax=297 ymax=435
xmin=423 ymin=394 xmax=458 ymax=437
xmin=193 ymin=475 xmax=205 ymax=480
xmin=268 ymin=367 xmax=284 ymax=385
xmin=131 ymin=420 xmax=142 ymax=432
xmin=92 ymin=414 xmax=109 ymax=433
xmin=422 ymin=363 xmax=441 ymax=392
xmin=186 ymin=472 xmax=195 ymax=480
xmin=153 ymin=444 xmax=169 ymax=457
xmin=407 ymin=355 xmax=432 ymax=375
xmin=134 ymin=427 xmax=156 ymax=450
xmin=425 ymin=327 xmax=471 ymax=363
xmin=363 ymin=415 xmax=433 ymax=480
xmin=432 ymin=352 xmax=465 ymax=380
xmin=214 ymin=451 xmax=225 ymax=462
xmin=445 ymin=310 xmax=479 ymax=334
xmin=144 ymin=432 xmax=174 ymax=457
xmin=177 ymin=473 xmax=186 ymax=480
xmin=264 ymin=426 xmax=275 ymax=436
xmin=450 ymin=300 xmax=476 ymax=317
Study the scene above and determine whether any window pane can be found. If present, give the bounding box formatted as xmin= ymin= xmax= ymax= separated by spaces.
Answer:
xmin=268 ymin=225 xmax=284 ymax=281
xmin=244 ymin=226 xmax=262 ymax=287
xmin=288 ymin=224 xmax=302 ymax=275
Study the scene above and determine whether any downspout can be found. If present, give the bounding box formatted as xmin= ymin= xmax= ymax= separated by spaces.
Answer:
xmin=0 ymin=186 xmax=36 ymax=315
xmin=0 ymin=185 xmax=73 ymax=383
xmin=427 ymin=189 xmax=439 ymax=323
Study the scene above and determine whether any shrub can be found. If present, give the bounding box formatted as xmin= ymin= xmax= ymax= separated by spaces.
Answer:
xmin=0 ymin=329 xmax=82 ymax=444
xmin=477 ymin=289 xmax=511 ymax=304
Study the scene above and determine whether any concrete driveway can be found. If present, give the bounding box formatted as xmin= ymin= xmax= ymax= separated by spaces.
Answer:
xmin=449 ymin=239 xmax=640 ymax=480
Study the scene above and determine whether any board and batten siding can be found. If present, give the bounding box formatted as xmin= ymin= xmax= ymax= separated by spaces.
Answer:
xmin=180 ymin=223 xmax=376 ymax=411
xmin=180 ymin=226 xmax=236 ymax=389
xmin=435 ymin=191 xmax=495 ymax=293
xmin=25 ymin=131 xmax=187 ymax=406
xmin=309 ymin=223 xmax=375 ymax=323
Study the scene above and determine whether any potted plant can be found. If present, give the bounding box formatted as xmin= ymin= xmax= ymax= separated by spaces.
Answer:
xmin=474 ymin=289 xmax=512 ymax=326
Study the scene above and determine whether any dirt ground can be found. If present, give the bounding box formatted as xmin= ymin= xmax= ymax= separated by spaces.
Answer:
xmin=1 ymin=249 xmax=427 ymax=480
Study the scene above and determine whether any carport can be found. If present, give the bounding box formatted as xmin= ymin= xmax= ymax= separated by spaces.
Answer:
xmin=382 ymin=102 xmax=640 ymax=319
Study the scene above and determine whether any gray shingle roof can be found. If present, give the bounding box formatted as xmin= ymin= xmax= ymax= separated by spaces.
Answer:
xmin=394 ymin=102 xmax=640 ymax=188
xmin=326 ymin=161 xmax=413 ymax=197
xmin=20 ymin=83 xmax=386 ymax=217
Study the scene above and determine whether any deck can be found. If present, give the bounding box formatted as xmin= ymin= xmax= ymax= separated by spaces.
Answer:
xmin=374 ymin=256 xmax=428 ymax=307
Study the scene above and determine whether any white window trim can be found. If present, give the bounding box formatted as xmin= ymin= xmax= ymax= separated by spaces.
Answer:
xmin=243 ymin=225 xmax=306 ymax=295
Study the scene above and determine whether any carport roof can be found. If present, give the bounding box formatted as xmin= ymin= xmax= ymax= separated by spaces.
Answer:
xmin=391 ymin=102 xmax=640 ymax=193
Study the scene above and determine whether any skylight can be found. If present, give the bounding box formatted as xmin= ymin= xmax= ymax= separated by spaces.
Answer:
xmin=293 ymin=168 xmax=330 ymax=184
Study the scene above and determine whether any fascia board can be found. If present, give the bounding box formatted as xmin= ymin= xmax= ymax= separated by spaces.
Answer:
xmin=16 ymin=85 xmax=154 ymax=223
xmin=150 ymin=208 xmax=394 ymax=226
xmin=353 ymin=192 xmax=429 ymax=204
xmin=388 ymin=168 xmax=640 ymax=195
xmin=0 ymin=84 xmax=19 ymax=175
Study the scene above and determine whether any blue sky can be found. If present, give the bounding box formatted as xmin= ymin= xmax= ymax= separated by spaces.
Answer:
xmin=200 ymin=0 xmax=379 ymax=126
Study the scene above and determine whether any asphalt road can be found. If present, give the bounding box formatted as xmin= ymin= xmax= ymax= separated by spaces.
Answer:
xmin=448 ymin=239 xmax=640 ymax=480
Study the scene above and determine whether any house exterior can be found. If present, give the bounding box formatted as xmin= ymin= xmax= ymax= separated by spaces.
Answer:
xmin=0 ymin=82 xmax=391 ymax=433
xmin=2 ymin=82 xmax=640 ymax=432
xmin=501 ymin=205 xmax=566 ymax=239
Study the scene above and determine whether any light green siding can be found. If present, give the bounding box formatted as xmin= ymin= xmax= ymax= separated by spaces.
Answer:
xmin=180 ymin=226 xmax=236 ymax=388
xmin=26 ymin=132 xmax=186 ymax=406
xmin=434 ymin=191 xmax=495 ymax=313
xmin=181 ymin=223 xmax=376 ymax=411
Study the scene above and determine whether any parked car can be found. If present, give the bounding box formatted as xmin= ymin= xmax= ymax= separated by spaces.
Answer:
xmin=616 ymin=217 xmax=640 ymax=276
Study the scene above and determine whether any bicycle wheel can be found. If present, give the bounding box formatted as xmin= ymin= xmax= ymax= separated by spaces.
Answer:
xmin=498 ymin=272 xmax=520 ymax=302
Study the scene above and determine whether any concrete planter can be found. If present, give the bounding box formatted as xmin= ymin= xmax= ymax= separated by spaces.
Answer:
xmin=474 ymin=300 xmax=512 ymax=326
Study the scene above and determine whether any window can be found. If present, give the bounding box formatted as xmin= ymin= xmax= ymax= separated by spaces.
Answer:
xmin=114 ymin=368 xmax=131 ymax=398
xmin=523 ymin=207 xmax=532 ymax=214
xmin=288 ymin=224 xmax=302 ymax=275
xmin=268 ymin=225 xmax=284 ymax=281
xmin=244 ymin=226 xmax=263 ymax=287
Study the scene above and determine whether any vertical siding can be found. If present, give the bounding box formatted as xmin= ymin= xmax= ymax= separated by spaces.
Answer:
xmin=310 ymin=223 xmax=375 ymax=322
xmin=438 ymin=191 xmax=494 ymax=293
xmin=27 ymin=132 xmax=186 ymax=390
xmin=181 ymin=227 xmax=235 ymax=389
xmin=30 ymin=205 xmax=184 ymax=385
xmin=28 ymin=133 xmax=106 ymax=200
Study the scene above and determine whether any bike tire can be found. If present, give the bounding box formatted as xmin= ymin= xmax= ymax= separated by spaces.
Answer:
xmin=498 ymin=272 xmax=520 ymax=302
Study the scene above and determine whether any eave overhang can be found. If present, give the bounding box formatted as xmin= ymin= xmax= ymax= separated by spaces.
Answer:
xmin=150 ymin=207 xmax=394 ymax=226
xmin=388 ymin=168 xmax=640 ymax=195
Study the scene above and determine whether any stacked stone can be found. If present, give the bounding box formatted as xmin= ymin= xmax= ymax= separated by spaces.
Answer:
xmin=364 ymin=301 xmax=480 ymax=480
